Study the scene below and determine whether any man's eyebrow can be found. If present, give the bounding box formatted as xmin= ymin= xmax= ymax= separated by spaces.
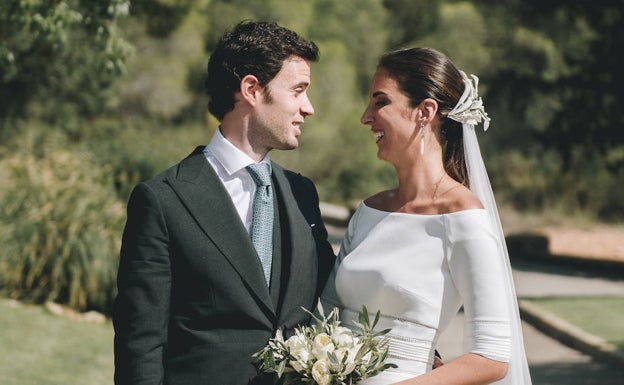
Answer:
xmin=372 ymin=91 xmax=387 ymax=98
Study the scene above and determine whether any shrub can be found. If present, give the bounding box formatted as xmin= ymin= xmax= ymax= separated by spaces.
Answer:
xmin=0 ymin=137 xmax=124 ymax=314
xmin=86 ymin=118 xmax=208 ymax=201
xmin=488 ymin=148 xmax=624 ymax=222
xmin=488 ymin=149 xmax=558 ymax=211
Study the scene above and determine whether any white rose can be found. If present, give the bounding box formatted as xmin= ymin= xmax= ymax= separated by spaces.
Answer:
xmin=284 ymin=333 xmax=307 ymax=355
xmin=311 ymin=359 xmax=332 ymax=385
xmin=331 ymin=326 xmax=355 ymax=347
xmin=312 ymin=333 xmax=335 ymax=359
xmin=284 ymin=333 xmax=311 ymax=373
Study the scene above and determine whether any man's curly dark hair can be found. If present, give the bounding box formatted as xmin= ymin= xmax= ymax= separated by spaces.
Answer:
xmin=205 ymin=20 xmax=319 ymax=121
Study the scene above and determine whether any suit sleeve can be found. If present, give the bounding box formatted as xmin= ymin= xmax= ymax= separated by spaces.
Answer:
xmin=320 ymin=203 xmax=362 ymax=311
xmin=113 ymin=183 xmax=171 ymax=385
xmin=286 ymin=172 xmax=336 ymax=297
xmin=302 ymin=176 xmax=336 ymax=297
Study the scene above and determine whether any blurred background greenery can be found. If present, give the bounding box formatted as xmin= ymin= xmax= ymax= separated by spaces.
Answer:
xmin=1 ymin=0 xmax=622 ymax=315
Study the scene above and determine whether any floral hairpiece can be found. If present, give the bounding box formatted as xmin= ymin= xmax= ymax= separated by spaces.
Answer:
xmin=447 ymin=71 xmax=490 ymax=131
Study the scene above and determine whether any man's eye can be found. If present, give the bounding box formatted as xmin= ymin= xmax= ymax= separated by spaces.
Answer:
xmin=375 ymin=100 xmax=388 ymax=107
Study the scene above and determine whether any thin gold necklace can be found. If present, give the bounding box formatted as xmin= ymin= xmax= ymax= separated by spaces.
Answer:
xmin=431 ymin=172 xmax=446 ymax=202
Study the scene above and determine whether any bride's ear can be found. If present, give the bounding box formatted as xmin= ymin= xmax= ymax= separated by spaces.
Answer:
xmin=418 ymin=98 xmax=438 ymax=124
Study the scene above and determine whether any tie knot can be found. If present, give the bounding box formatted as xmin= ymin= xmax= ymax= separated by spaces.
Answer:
xmin=246 ymin=163 xmax=272 ymax=187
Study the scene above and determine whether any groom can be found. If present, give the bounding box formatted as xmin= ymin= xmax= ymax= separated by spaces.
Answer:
xmin=113 ymin=21 xmax=335 ymax=385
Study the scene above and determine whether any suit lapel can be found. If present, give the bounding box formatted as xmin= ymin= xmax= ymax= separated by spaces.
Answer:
xmin=166 ymin=148 xmax=274 ymax=315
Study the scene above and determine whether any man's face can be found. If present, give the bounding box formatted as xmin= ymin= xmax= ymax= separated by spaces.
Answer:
xmin=249 ymin=56 xmax=315 ymax=152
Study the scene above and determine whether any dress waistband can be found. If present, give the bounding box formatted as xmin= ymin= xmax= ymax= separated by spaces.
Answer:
xmin=386 ymin=334 xmax=434 ymax=366
xmin=341 ymin=308 xmax=437 ymax=367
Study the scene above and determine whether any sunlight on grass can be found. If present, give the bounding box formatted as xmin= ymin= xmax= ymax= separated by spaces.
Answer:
xmin=0 ymin=299 xmax=113 ymax=385
xmin=2 ymin=297 xmax=622 ymax=384
xmin=527 ymin=297 xmax=624 ymax=350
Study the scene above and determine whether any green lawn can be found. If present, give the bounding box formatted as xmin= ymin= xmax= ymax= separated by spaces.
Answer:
xmin=1 ymin=296 xmax=623 ymax=384
xmin=524 ymin=296 xmax=624 ymax=350
xmin=0 ymin=299 xmax=113 ymax=385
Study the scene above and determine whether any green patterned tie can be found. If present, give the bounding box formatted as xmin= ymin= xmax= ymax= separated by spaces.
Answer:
xmin=246 ymin=163 xmax=273 ymax=285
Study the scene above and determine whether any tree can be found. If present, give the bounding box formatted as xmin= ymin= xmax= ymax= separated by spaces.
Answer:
xmin=0 ymin=0 xmax=132 ymax=130
xmin=481 ymin=0 xmax=624 ymax=170
xmin=309 ymin=0 xmax=388 ymax=93
xmin=382 ymin=0 xmax=441 ymax=49
xmin=129 ymin=0 xmax=197 ymax=38
xmin=539 ymin=1 xmax=624 ymax=171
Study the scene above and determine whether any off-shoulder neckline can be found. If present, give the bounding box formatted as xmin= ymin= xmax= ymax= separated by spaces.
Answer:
xmin=360 ymin=201 xmax=487 ymax=217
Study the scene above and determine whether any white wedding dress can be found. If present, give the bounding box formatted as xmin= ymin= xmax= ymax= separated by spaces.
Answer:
xmin=321 ymin=203 xmax=512 ymax=384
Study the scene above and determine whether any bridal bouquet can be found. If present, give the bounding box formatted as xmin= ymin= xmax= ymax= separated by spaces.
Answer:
xmin=253 ymin=304 xmax=396 ymax=385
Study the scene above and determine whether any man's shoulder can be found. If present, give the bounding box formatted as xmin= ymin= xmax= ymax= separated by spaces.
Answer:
xmin=140 ymin=146 xmax=207 ymax=188
xmin=271 ymin=161 xmax=314 ymax=186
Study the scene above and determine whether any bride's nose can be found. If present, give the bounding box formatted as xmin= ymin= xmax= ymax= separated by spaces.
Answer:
xmin=360 ymin=105 xmax=373 ymax=125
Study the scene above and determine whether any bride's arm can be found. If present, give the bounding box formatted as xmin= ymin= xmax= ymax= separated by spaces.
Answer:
xmin=403 ymin=216 xmax=513 ymax=385
xmin=393 ymin=353 xmax=507 ymax=385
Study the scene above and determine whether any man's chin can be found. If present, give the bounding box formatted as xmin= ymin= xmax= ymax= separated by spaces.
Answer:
xmin=276 ymin=140 xmax=299 ymax=151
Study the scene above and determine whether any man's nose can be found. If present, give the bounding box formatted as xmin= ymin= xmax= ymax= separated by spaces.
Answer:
xmin=301 ymin=96 xmax=314 ymax=117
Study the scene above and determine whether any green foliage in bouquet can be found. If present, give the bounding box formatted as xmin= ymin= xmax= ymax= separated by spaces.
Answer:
xmin=253 ymin=304 xmax=397 ymax=385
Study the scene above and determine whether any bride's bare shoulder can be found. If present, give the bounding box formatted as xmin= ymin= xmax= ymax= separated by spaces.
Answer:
xmin=363 ymin=189 xmax=397 ymax=211
xmin=444 ymin=184 xmax=484 ymax=212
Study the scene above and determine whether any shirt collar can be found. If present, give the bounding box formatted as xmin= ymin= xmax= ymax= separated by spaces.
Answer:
xmin=205 ymin=128 xmax=271 ymax=176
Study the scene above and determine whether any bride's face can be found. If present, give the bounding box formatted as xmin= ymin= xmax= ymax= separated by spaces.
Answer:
xmin=360 ymin=68 xmax=420 ymax=163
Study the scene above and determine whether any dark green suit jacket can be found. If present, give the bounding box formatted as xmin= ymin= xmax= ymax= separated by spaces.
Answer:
xmin=113 ymin=147 xmax=335 ymax=385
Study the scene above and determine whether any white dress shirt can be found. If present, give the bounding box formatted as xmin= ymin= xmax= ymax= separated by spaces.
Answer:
xmin=203 ymin=128 xmax=272 ymax=233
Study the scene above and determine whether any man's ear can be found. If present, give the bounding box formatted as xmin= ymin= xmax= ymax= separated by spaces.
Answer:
xmin=240 ymin=74 xmax=262 ymax=105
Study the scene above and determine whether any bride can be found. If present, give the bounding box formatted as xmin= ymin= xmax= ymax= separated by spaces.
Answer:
xmin=321 ymin=47 xmax=532 ymax=385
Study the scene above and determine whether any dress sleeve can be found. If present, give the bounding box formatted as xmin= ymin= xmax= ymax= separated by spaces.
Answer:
xmin=446 ymin=213 xmax=512 ymax=362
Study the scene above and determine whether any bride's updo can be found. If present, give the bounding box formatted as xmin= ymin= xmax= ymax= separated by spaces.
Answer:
xmin=377 ymin=47 xmax=468 ymax=186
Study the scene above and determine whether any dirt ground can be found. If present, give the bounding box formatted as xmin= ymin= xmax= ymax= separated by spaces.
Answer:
xmin=497 ymin=205 xmax=624 ymax=263
xmin=537 ymin=226 xmax=624 ymax=262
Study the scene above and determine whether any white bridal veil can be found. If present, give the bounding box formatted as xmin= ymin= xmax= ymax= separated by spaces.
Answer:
xmin=448 ymin=72 xmax=533 ymax=385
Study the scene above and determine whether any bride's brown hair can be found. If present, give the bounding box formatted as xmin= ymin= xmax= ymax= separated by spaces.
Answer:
xmin=377 ymin=47 xmax=468 ymax=186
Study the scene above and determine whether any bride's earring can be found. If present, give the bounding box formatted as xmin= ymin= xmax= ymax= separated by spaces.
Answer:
xmin=419 ymin=122 xmax=425 ymax=155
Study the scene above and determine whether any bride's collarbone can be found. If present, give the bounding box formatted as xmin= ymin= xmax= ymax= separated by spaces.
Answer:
xmin=365 ymin=186 xmax=478 ymax=215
